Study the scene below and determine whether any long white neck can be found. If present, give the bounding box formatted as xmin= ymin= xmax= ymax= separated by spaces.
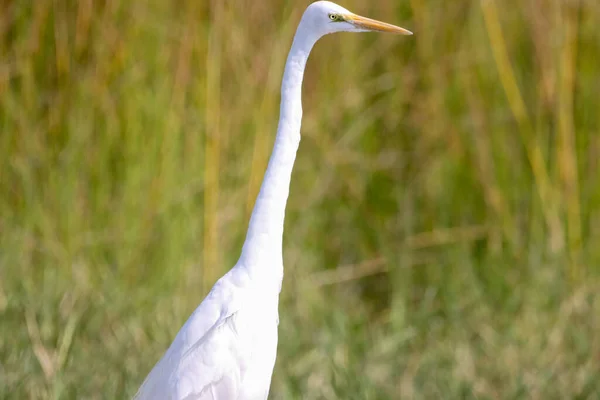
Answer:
xmin=239 ymin=21 xmax=320 ymax=277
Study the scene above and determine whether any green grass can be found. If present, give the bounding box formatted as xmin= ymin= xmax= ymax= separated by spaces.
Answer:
xmin=1 ymin=0 xmax=599 ymax=398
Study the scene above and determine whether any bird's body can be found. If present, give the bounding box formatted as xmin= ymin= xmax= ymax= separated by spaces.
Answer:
xmin=134 ymin=2 xmax=411 ymax=399
xmin=136 ymin=267 xmax=280 ymax=399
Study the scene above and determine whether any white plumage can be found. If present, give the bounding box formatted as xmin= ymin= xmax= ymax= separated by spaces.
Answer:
xmin=134 ymin=2 xmax=411 ymax=399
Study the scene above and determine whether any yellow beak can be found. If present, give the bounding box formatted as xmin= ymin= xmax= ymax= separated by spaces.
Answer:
xmin=345 ymin=14 xmax=413 ymax=35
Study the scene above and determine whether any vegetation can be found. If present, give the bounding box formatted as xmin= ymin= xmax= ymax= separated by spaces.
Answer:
xmin=1 ymin=0 xmax=599 ymax=398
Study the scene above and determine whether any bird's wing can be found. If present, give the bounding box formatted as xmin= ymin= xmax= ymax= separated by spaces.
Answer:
xmin=134 ymin=267 xmax=251 ymax=400
xmin=193 ymin=374 xmax=239 ymax=400
xmin=168 ymin=313 xmax=244 ymax=400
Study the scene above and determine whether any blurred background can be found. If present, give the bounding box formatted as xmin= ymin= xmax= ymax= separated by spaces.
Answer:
xmin=1 ymin=0 xmax=599 ymax=398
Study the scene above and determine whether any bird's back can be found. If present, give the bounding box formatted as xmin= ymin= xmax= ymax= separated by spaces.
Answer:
xmin=134 ymin=266 xmax=280 ymax=400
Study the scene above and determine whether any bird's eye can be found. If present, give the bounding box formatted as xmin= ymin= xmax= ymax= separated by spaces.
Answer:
xmin=328 ymin=13 xmax=339 ymax=22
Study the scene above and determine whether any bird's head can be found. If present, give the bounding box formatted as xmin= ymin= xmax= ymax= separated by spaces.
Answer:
xmin=302 ymin=1 xmax=413 ymax=37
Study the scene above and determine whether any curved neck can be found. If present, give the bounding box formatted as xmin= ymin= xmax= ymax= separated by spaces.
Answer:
xmin=240 ymin=24 xmax=319 ymax=273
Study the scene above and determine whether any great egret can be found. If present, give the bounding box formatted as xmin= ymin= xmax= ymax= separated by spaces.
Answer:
xmin=134 ymin=2 xmax=411 ymax=399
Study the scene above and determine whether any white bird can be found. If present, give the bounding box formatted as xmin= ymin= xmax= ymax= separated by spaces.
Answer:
xmin=134 ymin=2 xmax=411 ymax=399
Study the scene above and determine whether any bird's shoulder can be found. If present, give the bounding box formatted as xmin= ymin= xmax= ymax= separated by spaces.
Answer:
xmin=175 ymin=266 xmax=254 ymax=350
xmin=168 ymin=266 xmax=279 ymax=399
xmin=134 ymin=266 xmax=256 ymax=399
